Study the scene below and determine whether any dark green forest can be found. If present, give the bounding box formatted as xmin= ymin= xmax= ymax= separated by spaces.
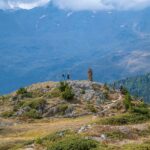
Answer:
xmin=113 ymin=73 xmax=150 ymax=103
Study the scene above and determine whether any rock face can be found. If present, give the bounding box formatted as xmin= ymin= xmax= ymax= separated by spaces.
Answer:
xmin=67 ymin=80 xmax=112 ymax=104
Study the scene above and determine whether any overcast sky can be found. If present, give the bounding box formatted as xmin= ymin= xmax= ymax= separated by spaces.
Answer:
xmin=1 ymin=0 xmax=150 ymax=11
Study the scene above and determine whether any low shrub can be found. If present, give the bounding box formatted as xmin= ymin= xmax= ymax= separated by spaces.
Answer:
xmin=58 ymin=104 xmax=68 ymax=115
xmin=61 ymin=86 xmax=74 ymax=101
xmin=48 ymin=137 xmax=98 ymax=150
xmin=13 ymin=98 xmax=47 ymax=118
xmin=35 ymin=138 xmax=43 ymax=145
xmin=18 ymin=98 xmax=46 ymax=110
xmin=59 ymin=82 xmax=68 ymax=92
xmin=87 ymin=104 xmax=97 ymax=113
xmin=123 ymin=93 xmax=132 ymax=111
xmin=17 ymin=87 xmax=27 ymax=95
xmin=24 ymin=109 xmax=41 ymax=119
xmin=131 ymin=107 xmax=149 ymax=115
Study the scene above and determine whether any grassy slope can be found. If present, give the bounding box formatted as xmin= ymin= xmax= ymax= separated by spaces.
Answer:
xmin=0 ymin=115 xmax=150 ymax=150
xmin=0 ymin=81 xmax=150 ymax=150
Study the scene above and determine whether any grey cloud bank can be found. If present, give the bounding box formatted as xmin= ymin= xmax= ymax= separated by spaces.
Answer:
xmin=0 ymin=0 xmax=150 ymax=11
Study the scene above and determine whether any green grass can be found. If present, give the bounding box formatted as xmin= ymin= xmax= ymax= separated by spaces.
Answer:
xmin=0 ymin=140 xmax=33 ymax=150
xmin=48 ymin=137 xmax=98 ymax=150
xmin=35 ymin=130 xmax=98 ymax=150
xmin=104 ymin=131 xmax=128 ymax=140
xmin=98 ymin=113 xmax=150 ymax=125
xmin=122 ymin=143 xmax=150 ymax=150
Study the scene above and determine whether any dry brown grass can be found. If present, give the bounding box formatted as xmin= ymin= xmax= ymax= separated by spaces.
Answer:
xmin=0 ymin=115 xmax=93 ymax=149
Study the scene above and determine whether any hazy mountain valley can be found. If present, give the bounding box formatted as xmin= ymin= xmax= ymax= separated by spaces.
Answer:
xmin=1 ymin=5 xmax=150 ymax=93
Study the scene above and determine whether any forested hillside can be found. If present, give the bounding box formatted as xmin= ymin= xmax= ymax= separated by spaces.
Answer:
xmin=113 ymin=73 xmax=150 ymax=103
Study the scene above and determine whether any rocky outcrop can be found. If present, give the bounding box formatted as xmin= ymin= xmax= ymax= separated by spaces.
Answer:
xmin=0 ymin=80 xmax=125 ymax=119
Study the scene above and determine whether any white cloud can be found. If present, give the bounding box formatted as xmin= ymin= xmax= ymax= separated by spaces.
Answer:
xmin=0 ymin=0 xmax=50 ymax=10
xmin=1 ymin=0 xmax=150 ymax=11
xmin=52 ymin=0 xmax=150 ymax=11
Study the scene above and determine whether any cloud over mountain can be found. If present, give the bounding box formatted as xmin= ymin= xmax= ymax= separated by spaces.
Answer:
xmin=1 ymin=0 xmax=150 ymax=11
xmin=0 ymin=0 xmax=50 ymax=10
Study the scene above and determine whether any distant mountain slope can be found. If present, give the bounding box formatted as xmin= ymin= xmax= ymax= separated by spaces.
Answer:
xmin=1 ymin=5 xmax=150 ymax=93
xmin=113 ymin=73 xmax=150 ymax=103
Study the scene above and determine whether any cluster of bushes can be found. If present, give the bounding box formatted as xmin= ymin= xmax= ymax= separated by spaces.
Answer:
xmin=48 ymin=137 xmax=97 ymax=150
xmin=17 ymin=87 xmax=28 ymax=95
xmin=14 ymin=98 xmax=47 ymax=119
xmin=16 ymin=87 xmax=32 ymax=98
xmin=58 ymin=82 xmax=74 ymax=101
xmin=35 ymin=131 xmax=98 ymax=150
xmin=15 ymin=98 xmax=46 ymax=110
xmin=122 ymin=86 xmax=150 ymax=116
xmin=24 ymin=109 xmax=41 ymax=119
